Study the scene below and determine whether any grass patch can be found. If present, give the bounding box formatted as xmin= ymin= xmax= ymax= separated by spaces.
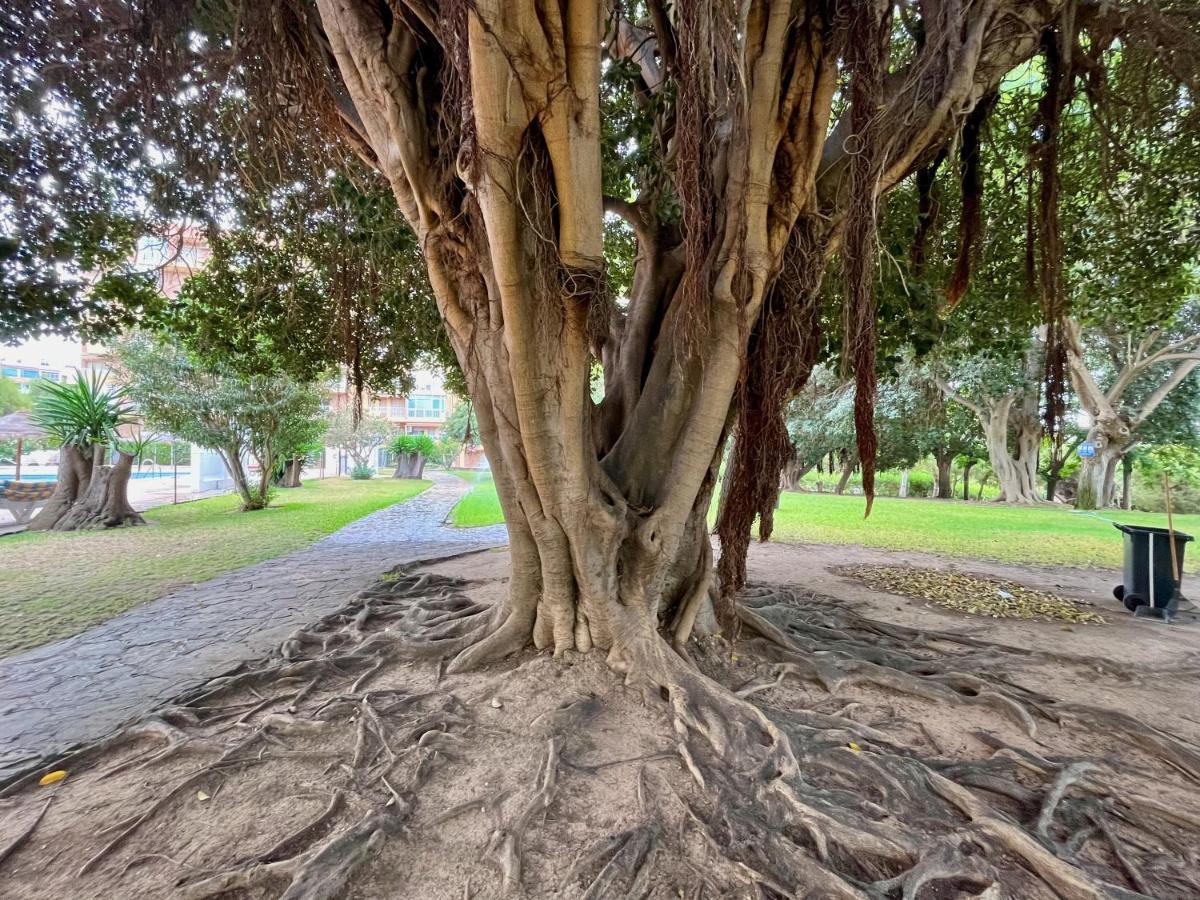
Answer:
xmin=444 ymin=473 xmax=1198 ymax=573
xmin=771 ymin=492 xmax=1200 ymax=571
xmin=450 ymin=471 xmax=503 ymax=527
xmin=0 ymin=477 xmax=430 ymax=658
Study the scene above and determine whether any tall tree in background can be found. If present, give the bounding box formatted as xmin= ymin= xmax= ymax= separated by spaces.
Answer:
xmin=117 ymin=337 xmax=324 ymax=510
xmin=5 ymin=0 xmax=1196 ymax=706
xmin=5 ymin=2 xmax=1200 ymax=895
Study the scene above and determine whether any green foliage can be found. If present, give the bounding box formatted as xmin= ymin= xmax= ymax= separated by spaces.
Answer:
xmin=159 ymin=179 xmax=459 ymax=395
xmin=117 ymin=335 xmax=324 ymax=509
xmin=349 ymin=463 xmax=375 ymax=480
xmin=323 ymin=408 xmax=395 ymax=468
xmin=389 ymin=433 xmax=437 ymax=458
xmin=0 ymin=376 xmax=29 ymax=414
xmin=30 ymin=371 xmax=134 ymax=449
xmin=444 ymin=403 xmax=479 ymax=445
xmin=430 ymin=437 xmax=462 ymax=468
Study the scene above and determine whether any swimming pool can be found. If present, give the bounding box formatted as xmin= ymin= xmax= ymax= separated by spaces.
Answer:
xmin=1 ymin=469 xmax=191 ymax=483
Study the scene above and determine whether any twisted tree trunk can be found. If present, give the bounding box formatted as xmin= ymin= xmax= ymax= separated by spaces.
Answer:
xmin=314 ymin=0 xmax=1067 ymax=677
xmin=28 ymin=445 xmax=145 ymax=531
xmin=934 ymin=452 xmax=953 ymax=499
xmin=277 ymin=457 xmax=304 ymax=489
xmin=391 ymin=452 xmax=427 ymax=480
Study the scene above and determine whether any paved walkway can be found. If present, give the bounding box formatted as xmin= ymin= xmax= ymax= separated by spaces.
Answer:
xmin=0 ymin=473 xmax=507 ymax=782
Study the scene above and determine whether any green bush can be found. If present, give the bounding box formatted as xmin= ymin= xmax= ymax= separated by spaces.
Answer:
xmin=350 ymin=462 xmax=375 ymax=480
xmin=389 ymin=433 xmax=436 ymax=457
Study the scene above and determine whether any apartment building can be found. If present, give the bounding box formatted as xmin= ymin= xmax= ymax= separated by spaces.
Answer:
xmin=327 ymin=368 xmax=459 ymax=438
xmin=0 ymin=360 xmax=64 ymax=394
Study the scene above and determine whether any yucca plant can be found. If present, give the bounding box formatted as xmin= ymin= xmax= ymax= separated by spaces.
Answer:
xmin=31 ymin=372 xmax=135 ymax=449
xmin=390 ymin=433 xmax=436 ymax=480
xmin=26 ymin=372 xmax=145 ymax=532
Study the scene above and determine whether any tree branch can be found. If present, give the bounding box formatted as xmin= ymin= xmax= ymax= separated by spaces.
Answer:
xmin=1132 ymin=359 xmax=1200 ymax=428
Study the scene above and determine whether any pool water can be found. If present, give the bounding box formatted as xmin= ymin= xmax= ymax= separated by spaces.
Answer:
xmin=1 ymin=469 xmax=191 ymax=483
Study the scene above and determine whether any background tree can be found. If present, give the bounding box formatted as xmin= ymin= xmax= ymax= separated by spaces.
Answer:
xmin=389 ymin=434 xmax=436 ymax=480
xmin=27 ymin=373 xmax=143 ymax=530
xmin=323 ymin=408 xmax=395 ymax=473
xmin=118 ymin=337 xmax=323 ymax=510
xmin=0 ymin=376 xmax=30 ymax=415
xmin=1066 ymin=311 xmax=1200 ymax=508
xmin=8 ymin=5 xmax=1200 ymax=894
xmin=164 ymin=178 xmax=457 ymax=406
xmin=443 ymin=402 xmax=480 ymax=447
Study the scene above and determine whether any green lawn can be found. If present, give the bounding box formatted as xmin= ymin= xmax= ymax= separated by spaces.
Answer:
xmin=772 ymin=492 xmax=1199 ymax=571
xmin=0 ymin=477 xmax=430 ymax=658
xmin=448 ymin=473 xmax=1198 ymax=572
xmin=450 ymin=471 xmax=503 ymax=527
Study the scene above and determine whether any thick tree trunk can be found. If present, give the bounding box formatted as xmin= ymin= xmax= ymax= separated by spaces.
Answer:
xmin=28 ymin=445 xmax=145 ymax=531
xmin=278 ymin=457 xmax=304 ymax=489
xmin=780 ymin=458 xmax=808 ymax=492
xmin=934 ymin=454 xmax=953 ymax=500
xmin=1075 ymin=424 xmax=1131 ymax=510
xmin=834 ymin=457 xmax=855 ymax=495
xmin=978 ymin=400 xmax=1040 ymax=503
xmin=962 ymin=459 xmax=975 ymax=501
xmin=392 ymin=452 xmax=427 ymax=480
xmin=312 ymin=0 xmax=1068 ymax=681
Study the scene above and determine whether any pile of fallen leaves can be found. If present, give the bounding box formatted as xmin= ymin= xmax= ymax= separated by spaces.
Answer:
xmin=839 ymin=565 xmax=1106 ymax=625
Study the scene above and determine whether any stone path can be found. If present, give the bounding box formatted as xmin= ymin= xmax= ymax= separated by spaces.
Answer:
xmin=0 ymin=472 xmax=507 ymax=782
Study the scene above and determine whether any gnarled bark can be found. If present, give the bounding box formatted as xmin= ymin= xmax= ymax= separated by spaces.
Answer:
xmin=391 ymin=452 xmax=426 ymax=480
xmin=1065 ymin=317 xmax=1200 ymax=510
xmin=28 ymin=445 xmax=145 ymax=531
xmin=277 ymin=457 xmax=304 ymax=489
xmin=312 ymin=0 xmax=1075 ymax=675
xmin=936 ymin=379 xmax=1041 ymax=508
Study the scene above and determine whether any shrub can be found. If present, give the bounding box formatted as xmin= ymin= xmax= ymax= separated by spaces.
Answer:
xmin=350 ymin=462 xmax=375 ymax=480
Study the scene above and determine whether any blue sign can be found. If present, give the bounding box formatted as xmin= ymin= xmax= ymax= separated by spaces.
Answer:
xmin=1078 ymin=441 xmax=1096 ymax=458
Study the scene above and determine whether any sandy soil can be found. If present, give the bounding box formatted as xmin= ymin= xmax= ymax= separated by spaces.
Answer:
xmin=748 ymin=541 xmax=1200 ymax=742
xmin=0 ymin=542 xmax=1197 ymax=899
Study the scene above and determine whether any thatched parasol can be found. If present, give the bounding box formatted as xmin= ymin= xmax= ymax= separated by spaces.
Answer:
xmin=0 ymin=412 xmax=47 ymax=480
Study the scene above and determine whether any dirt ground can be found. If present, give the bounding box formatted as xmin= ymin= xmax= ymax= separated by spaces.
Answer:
xmin=0 ymin=542 xmax=1198 ymax=899
xmin=749 ymin=541 xmax=1200 ymax=745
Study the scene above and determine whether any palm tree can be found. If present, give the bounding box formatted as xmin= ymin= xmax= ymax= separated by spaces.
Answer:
xmin=27 ymin=373 xmax=145 ymax=530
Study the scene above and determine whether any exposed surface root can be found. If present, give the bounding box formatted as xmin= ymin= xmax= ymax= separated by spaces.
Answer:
xmin=1 ymin=559 xmax=1198 ymax=898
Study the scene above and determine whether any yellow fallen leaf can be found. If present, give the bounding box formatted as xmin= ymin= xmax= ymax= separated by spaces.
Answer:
xmin=38 ymin=770 xmax=67 ymax=786
xmin=847 ymin=742 xmax=862 ymax=754
xmin=196 ymin=790 xmax=210 ymax=802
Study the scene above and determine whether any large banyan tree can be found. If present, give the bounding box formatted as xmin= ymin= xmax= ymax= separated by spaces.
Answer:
xmin=278 ymin=0 xmax=1198 ymax=672
xmin=5 ymin=0 xmax=1196 ymax=669
xmin=6 ymin=2 xmax=1200 ymax=896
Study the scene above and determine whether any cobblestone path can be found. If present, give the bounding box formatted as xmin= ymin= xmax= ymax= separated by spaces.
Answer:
xmin=0 ymin=472 xmax=506 ymax=781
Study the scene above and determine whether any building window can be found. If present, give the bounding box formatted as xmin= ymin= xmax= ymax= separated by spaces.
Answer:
xmin=1 ymin=367 xmax=17 ymax=378
xmin=20 ymin=369 xmax=38 ymax=379
xmin=407 ymin=395 xmax=445 ymax=419
xmin=390 ymin=398 xmax=404 ymax=418
xmin=41 ymin=371 xmax=59 ymax=381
